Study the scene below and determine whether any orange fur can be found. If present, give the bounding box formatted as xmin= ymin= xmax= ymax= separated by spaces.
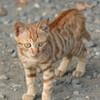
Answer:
xmin=14 ymin=9 xmax=91 ymax=100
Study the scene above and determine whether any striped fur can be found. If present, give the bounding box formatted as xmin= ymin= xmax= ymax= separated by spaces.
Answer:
xmin=14 ymin=9 xmax=91 ymax=100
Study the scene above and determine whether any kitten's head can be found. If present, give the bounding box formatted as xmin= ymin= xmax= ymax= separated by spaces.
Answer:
xmin=14 ymin=18 xmax=49 ymax=58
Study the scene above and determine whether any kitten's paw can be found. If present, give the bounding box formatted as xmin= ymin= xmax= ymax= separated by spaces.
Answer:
xmin=22 ymin=93 xmax=35 ymax=100
xmin=72 ymin=70 xmax=84 ymax=78
xmin=55 ymin=69 xmax=65 ymax=77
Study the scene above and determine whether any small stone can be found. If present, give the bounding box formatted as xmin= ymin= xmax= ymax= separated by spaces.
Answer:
xmin=0 ymin=8 xmax=7 ymax=16
xmin=87 ymin=16 xmax=94 ymax=23
xmin=18 ymin=12 xmax=26 ymax=17
xmin=11 ymin=51 xmax=17 ymax=58
xmin=20 ymin=16 xmax=27 ymax=21
xmin=42 ymin=12 xmax=47 ymax=16
xmin=64 ymin=96 xmax=70 ymax=100
xmin=56 ymin=4 xmax=63 ymax=10
xmin=6 ymin=68 xmax=10 ymax=72
xmin=94 ymin=16 xmax=100 ymax=24
xmin=73 ymin=91 xmax=79 ymax=95
xmin=76 ymin=3 xmax=93 ymax=10
xmin=95 ymin=52 xmax=100 ymax=56
xmin=0 ymin=93 xmax=5 ymax=99
xmin=85 ymin=96 xmax=89 ymax=99
xmin=34 ymin=3 xmax=40 ymax=8
xmin=37 ymin=79 xmax=41 ymax=83
xmin=97 ymin=73 xmax=100 ymax=78
xmin=0 ymin=17 xmax=6 ymax=23
xmin=38 ymin=84 xmax=42 ymax=87
xmin=82 ymin=89 xmax=86 ymax=94
xmin=17 ymin=7 xmax=22 ymax=11
xmin=93 ymin=72 xmax=97 ymax=78
xmin=53 ymin=79 xmax=56 ymax=85
xmin=56 ymin=79 xmax=63 ymax=85
xmin=1 ymin=62 xmax=4 ymax=65
xmin=72 ymin=84 xmax=82 ymax=89
xmin=55 ymin=13 xmax=58 ymax=17
xmin=72 ymin=79 xmax=80 ymax=85
xmin=11 ymin=87 xmax=13 ymax=90
xmin=86 ymin=41 xmax=94 ymax=47
xmin=11 ymin=84 xmax=21 ymax=89
xmin=10 ymin=33 xmax=14 ymax=38
xmin=3 ymin=21 xmax=8 ymax=25
xmin=96 ymin=85 xmax=99 ymax=88
xmin=86 ymin=75 xmax=92 ymax=79
xmin=65 ymin=78 xmax=72 ymax=84
xmin=55 ymin=98 xmax=63 ymax=100
xmin=44 ymin=0 xmax=51 ymax=3
xmin=92 ymin=1 xmax=99 ymax=7
xmin=0 ymin=75 xmax=9 ymax=80
xmin=13 ymin=88 xmax=18 ymax=91
xmin=67 ymin=73 xmax=72 ymax=76
xmin=0 ymin=82 xmax=6 ymax=87
xmin=27 ymin=18 xmax=33 ymax=24
xmin=8 ymin=48 xmax=15 ymax=54
xmin=95 ymin=29 xmax=100 ymax=33
xmin=93 ymin=48 xmax=98 ymax=52
xmin=94 ymin=55 xmax=100 ymax=59
xmin=34 ymin=16 xmax=42 ymax=23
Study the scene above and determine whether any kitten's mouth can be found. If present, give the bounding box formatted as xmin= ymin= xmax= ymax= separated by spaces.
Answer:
xmin=30 ymin=54 xmax=39 ymax=58
xmin=30 ymin=55 xmax=37 ymax=58
xmin=29 ymin=52 xmax=42 ymax=59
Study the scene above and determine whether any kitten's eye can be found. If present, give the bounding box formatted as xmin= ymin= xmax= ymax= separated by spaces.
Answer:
xmin=24 ymin=43 xmax=31 ymax=48
xmin=38 ymin=42 xmax=44 ymax=47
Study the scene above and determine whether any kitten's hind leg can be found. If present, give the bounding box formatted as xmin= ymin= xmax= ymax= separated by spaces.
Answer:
xmin=72 ymin=56 xmax=86 ymax=78
xmin=55 ymin=56 xmax=72 ymax=77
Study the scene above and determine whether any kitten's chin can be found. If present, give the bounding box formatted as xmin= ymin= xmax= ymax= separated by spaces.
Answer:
xmin=28 ymin=52 xmax=42 ymax=59
xmin=29 ymin=55 xmax=39 ymax=59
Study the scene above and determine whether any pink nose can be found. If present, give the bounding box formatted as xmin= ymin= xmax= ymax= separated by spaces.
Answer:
xmin=31 ymin=48 xmax=39 ymax=56
xmin=34 ymin=50 xmax=38 ymax=55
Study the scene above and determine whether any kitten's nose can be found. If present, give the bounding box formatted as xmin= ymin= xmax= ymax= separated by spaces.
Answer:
xmin=34 ymin=49 xmax=39 ymax=56
xmin=31 ymin=48 xmax=39 ymax=56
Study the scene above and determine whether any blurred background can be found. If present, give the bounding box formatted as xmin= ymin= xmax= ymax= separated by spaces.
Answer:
xmin=0 ymin=0 xmax=100 ymax=100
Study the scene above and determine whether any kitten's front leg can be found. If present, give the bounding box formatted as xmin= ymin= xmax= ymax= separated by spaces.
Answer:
xmin=22 ymin=64 xmax=36 ymax=100
xmin=41 ymin=65 xmax=54 ymax=100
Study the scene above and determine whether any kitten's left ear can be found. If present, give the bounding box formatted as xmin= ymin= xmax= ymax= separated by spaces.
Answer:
xmin=39 ymin=18 xmax=49 ymax=33
xmin=14 ymin=21 xmax=27 ymax=38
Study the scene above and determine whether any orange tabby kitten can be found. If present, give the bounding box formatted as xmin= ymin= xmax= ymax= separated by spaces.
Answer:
xmin=14 ymin=9 xmax=91 ymax=100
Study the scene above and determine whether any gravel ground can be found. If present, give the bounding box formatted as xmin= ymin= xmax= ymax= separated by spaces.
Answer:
xmin=0 ymin=0 xmax=100 ymax=100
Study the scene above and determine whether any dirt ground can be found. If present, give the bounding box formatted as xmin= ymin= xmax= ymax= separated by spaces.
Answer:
xmin=0 ymin=0 xmax=100 ymax=100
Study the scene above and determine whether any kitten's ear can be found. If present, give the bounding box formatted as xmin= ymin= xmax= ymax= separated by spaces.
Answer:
xmin=39 ymin=18 xmax=49 ymax=33
xmin=14 ymin=21 xmax=27 ymax=37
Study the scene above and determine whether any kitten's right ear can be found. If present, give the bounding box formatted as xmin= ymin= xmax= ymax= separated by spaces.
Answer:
xmin=14 ymin=21 xmax=27 ymax=38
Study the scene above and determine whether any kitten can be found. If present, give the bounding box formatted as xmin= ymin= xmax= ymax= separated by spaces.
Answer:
xmin=14 ymin=9 xmax=91 ymax=100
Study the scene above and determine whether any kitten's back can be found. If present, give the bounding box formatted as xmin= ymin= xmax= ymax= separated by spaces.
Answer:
xmin=49 ymin=9 xmax=91 ymax=41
